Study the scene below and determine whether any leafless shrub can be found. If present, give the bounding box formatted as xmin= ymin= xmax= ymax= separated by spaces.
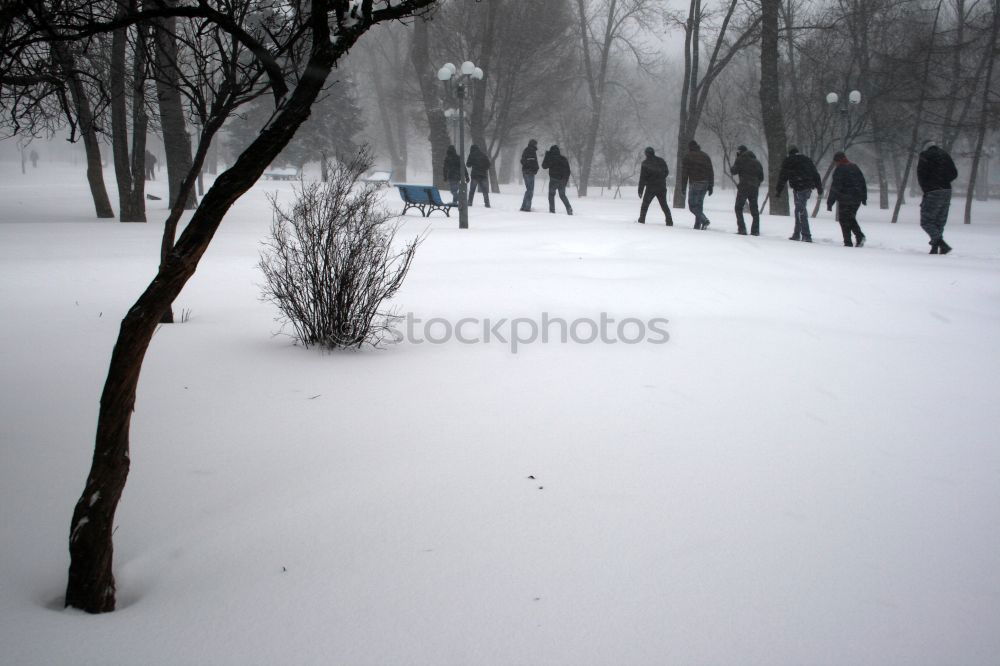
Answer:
xmin=259 ymin=148 xmax=419 ymax=349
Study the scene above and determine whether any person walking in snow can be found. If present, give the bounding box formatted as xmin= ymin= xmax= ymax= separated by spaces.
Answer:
xmin=774 ymin=146 xmax=823 ymax=242
xmin=917 ymin=141 xmax=958 ymax=255
xmin=520 ymin=139 xmax=540 ymax=212
xmin=145 ymin=150 xmax=157 ymax=181
xmin=826 ymin=151 xmax=867 ymax=247
xmin=637 ymin=146 xmax=672 ymax=225
xmin=730 ymin=145 xmax=764 ymax=235
xmin=542 ymin=145 xmax=573 ymax=215
xmin=680 ymin=140 xmax=714 ymax=229
xmin=466 ymin=144 xmax=491 ymax=208
xmin=443 ymin=144 xmax=465 ymax=203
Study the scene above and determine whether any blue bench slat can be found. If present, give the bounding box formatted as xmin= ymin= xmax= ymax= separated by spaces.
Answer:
xmin=396 ymin=184 xmax=458 ymax=218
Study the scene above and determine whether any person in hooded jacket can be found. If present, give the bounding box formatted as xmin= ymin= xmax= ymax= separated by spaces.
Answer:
xmin=730 ymin=145 xmax=764 ymax=235
xmin=520 ymin=139 xmax=539 ymax=212
xmin=443 ymin=145 xmax=465 ymax=203
xmin=637 ymin=146 xmax=672 ymax=225
xmin=680 ymin=140 xmax=714 ymax=229
xmin=466 ymin=144 xmax=491 ymax=207
xmin=775 ymin=146 xmax=823 ymax=242
xmin=542 ymin=145 xmax=573 ymax=215
xmin=826 ymin=151 xmax=867 ymax=247
xmin=917 ymin=141 xmax=958 ymax=254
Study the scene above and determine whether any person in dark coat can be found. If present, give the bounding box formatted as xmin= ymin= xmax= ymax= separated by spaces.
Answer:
xmin=542 ymin=145 xmax=573 ymax=215
xmin=730 ymin=145 xmax=764 ymax=235
xmin=145 ymin=150 xmax=157 ymax=180
xmin=520 ymin=139 xmax=539 ymax=212
xmin=443 ymin=144 xmax=465 ymax=203
xmin=680 ymin=140 xmax=714 ymax=229
xmin=826 ymin=151 xmax=867 ymax=247
xmin=637 ymin=146 xmax=672 ymax=225
xmin=775 ymin=146 xmax=823 ymax=242
xmin=917 ymin=141 xmax=958 ymax=254
xmin=466 ymin=144 xmax=491 ymax=207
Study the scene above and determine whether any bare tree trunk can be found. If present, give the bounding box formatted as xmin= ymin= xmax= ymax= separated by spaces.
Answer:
xmin=470 ymin=0 xmax=499 ymax=192
xmin=872 ymin=115 xmax=890 ymax=209
xmin=760 ymin=0 xmax=789 ymax=216
xmin=575 ymin=0 xmax=617 ymax=197
xmin=412 ymin=19 xmax=449 ymax=189
xmin=372 ymin=46 xmax=407 ymax=180
xmin=65 ymin=12 xmax=347 ymax=616
xmin=964 ymin=0 xmax=999 ymax=224
xmin=673 ymin=0 xmax=698 ymax=209
xmin=154 ymin=8 xmax=196 ymax=214
xmin=52 ymin=43 xmax=115 ymax=219
xmin=111 ymin=12 xmax=148 ymax=222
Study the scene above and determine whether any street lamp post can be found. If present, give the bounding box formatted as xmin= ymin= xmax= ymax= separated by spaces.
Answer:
xmin=826 ymin=89 xmax=862 ymax=150
xmin=826 ymin=90 xmax=861 ymax=222
xmin=438 ymin=61 xmax=484 ymax=230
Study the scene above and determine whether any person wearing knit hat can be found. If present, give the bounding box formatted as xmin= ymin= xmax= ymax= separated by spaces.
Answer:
xmin=637 ymin=146 xmax=672 ymax=225
xmin=775 ymin=145 xmax=824 ymax=242
xmin=680 ymin=139 xmax=714 ymax=229
xmin=730 ymin=145 xmax=764 ymax=235
xmin=826 ymin=151 xmax=868 ymax=247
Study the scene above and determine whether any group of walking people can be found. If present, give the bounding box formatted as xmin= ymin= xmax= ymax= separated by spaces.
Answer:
xmin=442 ymin=140 xmax=573 ymax=215
xmin=652 ymin=139 xmax=959 ymax=253
xmin=444 ymin=137 xmax=961 ymax=254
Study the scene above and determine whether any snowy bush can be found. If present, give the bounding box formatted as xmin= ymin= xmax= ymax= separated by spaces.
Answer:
xmin=258 ymin=148 xmax=418 ymax=349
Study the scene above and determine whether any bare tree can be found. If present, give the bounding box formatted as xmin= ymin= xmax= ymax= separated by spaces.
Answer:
xmin=1 ymin=0 xmax=445 ymax=615
xmin=964 ymin=0 xmax=999 ymax=223
xmin=574 ymin=0 xmax=658 ymax=196
xmin=411 ymin=16 xmax=450 ymax=189
xmin=671 ymin=0 xmax=761 ymax=208
xmin=110 ymin=0 xmax=150 ymax=222
xmin=759 ymin=0 xmax=789 ymax=214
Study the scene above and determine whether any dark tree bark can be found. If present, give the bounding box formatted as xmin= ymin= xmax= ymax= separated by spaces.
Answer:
xmin=51 ymin=43 xmax=115 ymax=219
xmin=411 ymin=17 xmax=450 ymax=189
xmin=759 ymin=0 xmax=789 ymax=216
xmin=64 ymin=0 xmax=440 ymax=614
xmin=467 ymin=0 xmax=499 ymax=192
xmin=111 ymin=9 xmax=149 ymax=222
xmin=154 ymin=7 xmax=197 ymax=214
xmin=964 ymin=0 xmax=999 ymax=223
xmin=673 ymin=0 xmax=759 ymax=208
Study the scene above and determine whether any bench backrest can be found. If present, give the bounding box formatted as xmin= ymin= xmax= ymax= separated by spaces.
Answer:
xmin=365 ymin=170 xmax=392 ymax=182
xmin=397 ymin=184 xmax=446 ymax=205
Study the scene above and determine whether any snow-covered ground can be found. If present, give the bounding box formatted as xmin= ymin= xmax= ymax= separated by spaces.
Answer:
xmin=2 ymin=162 xmax=999 ymax=665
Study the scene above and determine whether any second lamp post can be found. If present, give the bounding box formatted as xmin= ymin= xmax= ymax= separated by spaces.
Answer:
xmin=437 ymin=61 xmax=484 ymax=230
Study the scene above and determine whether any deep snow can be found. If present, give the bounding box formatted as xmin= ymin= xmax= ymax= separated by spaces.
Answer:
xmin=1 ymin=163 xmax=999 ymax=665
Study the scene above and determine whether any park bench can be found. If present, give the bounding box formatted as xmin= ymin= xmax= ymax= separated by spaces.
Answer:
xmin=362 ymin=169 xmax=393 ymax=187
xmin=396 ymin=184 xmax=458 ymax=217
xmin=263 ymin=166 xmax=299 ymax=181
